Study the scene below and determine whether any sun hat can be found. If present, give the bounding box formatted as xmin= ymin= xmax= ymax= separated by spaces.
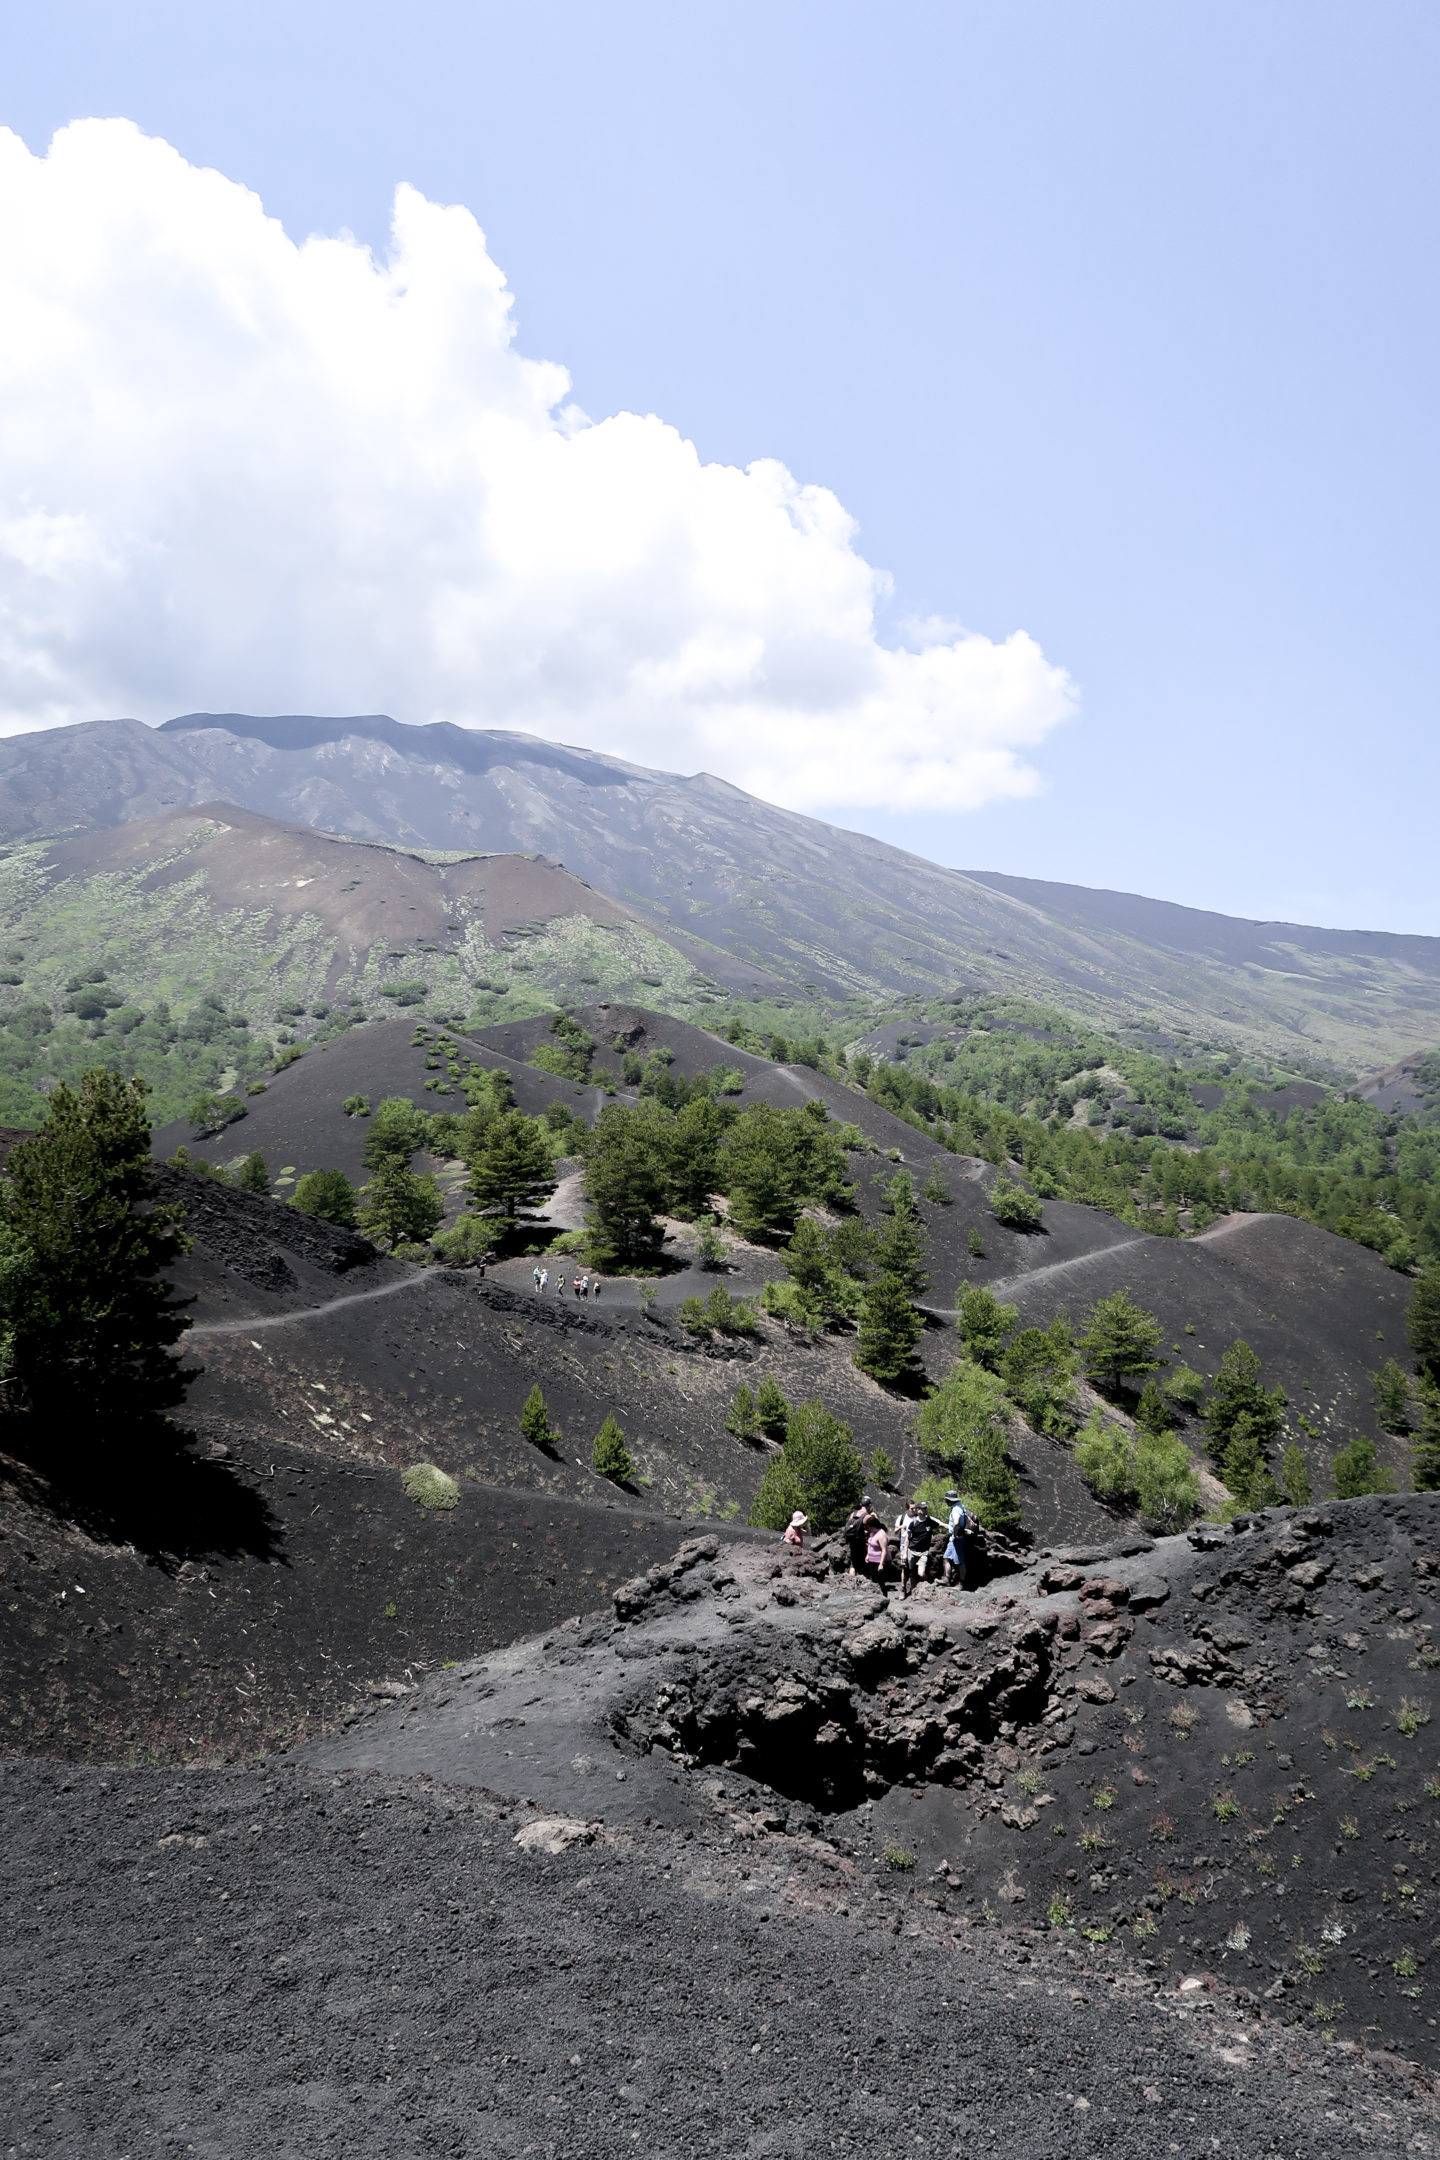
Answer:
xmin=944 ymin=1491 xmax=960 ymax=1503
xmin=789 ymin=1510 xmax=808 ymax=1528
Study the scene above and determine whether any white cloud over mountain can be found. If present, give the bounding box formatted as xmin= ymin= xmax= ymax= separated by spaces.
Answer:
xmin=0 ymin=120 xmax=1076 ymax=813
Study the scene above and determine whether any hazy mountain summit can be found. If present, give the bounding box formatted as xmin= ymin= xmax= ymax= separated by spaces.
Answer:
xmin=0 ymin=709 xmax=1436 ymax=1065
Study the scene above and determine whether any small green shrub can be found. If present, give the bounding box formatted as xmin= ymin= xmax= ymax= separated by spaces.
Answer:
xmin=989 ymin=1176 xmax=1043 ymax=1229
xmin=401 ymin=1462 xmax=459 ymax=1510
xmin=1164 ymin=1364 xmax=1206 ymax=1414
xmin=882 ymin=1844 xmax=914 ymax=1871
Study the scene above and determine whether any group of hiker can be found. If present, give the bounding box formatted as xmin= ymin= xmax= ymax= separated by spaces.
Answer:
xmin=532 ymin=1265 xmax=602 ymax=1302
xmin=783 ymin=1493 xmax=971 ymax=1596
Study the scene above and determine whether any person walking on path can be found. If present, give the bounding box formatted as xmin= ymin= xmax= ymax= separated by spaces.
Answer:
xmin=943 ymin=1492 xmax=970 ymax=1589
xmin=592 ymin=1279 xmax=602 ymax=1302
xmin=538 ymin=1267 xmax=549 ymax=1295
xmin=533 ymin=1265 xmax=542 ymax=1291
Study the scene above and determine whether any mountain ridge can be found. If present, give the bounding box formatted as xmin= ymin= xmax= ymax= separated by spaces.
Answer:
xmin=0 ymin=712 xmax=1435 ymax=1067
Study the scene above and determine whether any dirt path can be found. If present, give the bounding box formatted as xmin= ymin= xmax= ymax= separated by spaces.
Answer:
xmin=924 ymin=1233 xmax=1150 ymax=1316
xmin=1192 ymin=1209 xmax=1276 ymax=1244
xmin=187 ymin=1270 xmax=437 ymax=1338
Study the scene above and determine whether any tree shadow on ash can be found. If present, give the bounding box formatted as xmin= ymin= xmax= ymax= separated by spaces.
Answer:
xmin=0 ymin=1409 xmax=281 ymax=1570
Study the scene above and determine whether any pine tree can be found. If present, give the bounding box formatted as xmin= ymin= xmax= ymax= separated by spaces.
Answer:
xmin=468 ymin=1111 xmax=558 ymax=1234
xmin=236 ymin=1152 xmax=270 ymax=1194
xmin=0 ymin=1070 xmax=191 ymax=1417
xmin=870 ymin=1447 xmax=896 ymax=1491
xmin=1202 ymin=1339 xmax=1287 ymax=1463
xmin=1373 ymin=1357 xmax=1413 ymax=1434
xmin=591 ymin=1414 xmax=633 ymax=1485
xmin=1331 ymin=1436 xmax=1398 ymax=1500
xmin=1135 ymin=1378 xmax=1170 ymax=1438
xmin=520 ymin=1385 xmax=554 ymax=1449
xmin=357 ymin=1162 xmax=444 ymax=1248
xmin=1280 ymin=1443 xmax=1312 ymax=1507
xmin=853 ymin=1272 xmax=924 ymax=1384
xmin=724 ymin=1382 xmax=758 ymax=1441
xmin=1412 ymin=1385 xmax=1440 ymax=1492
xmin=1221 ymin=1419 xmax=1281 ymax=1511
xmin=1079 ymin=1289 xmax=1165 ymax=1393
xmin=755 ymin=1375 xmax=791 ymax=1443
xmin=361 ymin=1097 xmax=429 ymax=1172
xmin=964 ymin=1428 xmax=1023 ymax=1537
xmin=873 ymin=1210 xmax=927 ymax=1300
xmin=1407 ymin=1271 xmax=1440 ymax=1388
xmin=747 ymin=1399 xmax=864 ymax=1532
xmin=956 ymin=1282 xmax=1018 ymax=1371
xmin=290 ymin=1168 xmax=358 ymax=1227
xmin=581 ymin=1104 xmax=667 ymax=1267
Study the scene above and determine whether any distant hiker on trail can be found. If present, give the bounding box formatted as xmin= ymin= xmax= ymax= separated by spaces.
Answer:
xmin=592 ymin=1279 xmax=602 ymax=1302
xmin=533 ymin=1265 xmax=542 ymax=1290
xmin=783 ymin=1509 xmax=808 ymax=1549
xmin=943 ymin=1492 xmax=970 ymax=1589
xmin=863 ymin=1510 xmax=889 ymax=1586
xmin=556 ymin=1275 xmax=566 ymax=1296
xmin=841 ymin=1499 xmax=870 ymax=1575
xmin=898 ymin=1499 xmax=938 ymax=1598
xmin=538 ymin=1267 xmax=549 ymax=1295
xmin=580 ymin=1275 xmax=591 ymax=1299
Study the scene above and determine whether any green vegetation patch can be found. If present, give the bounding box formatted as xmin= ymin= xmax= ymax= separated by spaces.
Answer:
xmin=401 ymin=1462 xmax=460 ymax=1511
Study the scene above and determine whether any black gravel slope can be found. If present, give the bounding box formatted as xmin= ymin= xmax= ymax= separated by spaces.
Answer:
xmin=3 ymin=1758 xmax=1432 ymax=2160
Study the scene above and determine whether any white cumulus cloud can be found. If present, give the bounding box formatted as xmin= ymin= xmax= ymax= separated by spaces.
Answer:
xmin=0 ymin=119 xmax=1076 ymax=812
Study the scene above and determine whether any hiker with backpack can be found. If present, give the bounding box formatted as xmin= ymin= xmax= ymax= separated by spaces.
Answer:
xmin=898 ymin=1498 xmax=939 ymax=1598
xmin=841 ymin=1497 xmax=871 ymax=1576
xmin=943 ymin=1491 xmax=971 ymax=1589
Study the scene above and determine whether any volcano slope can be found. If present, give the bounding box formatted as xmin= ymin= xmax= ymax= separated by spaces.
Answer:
xmin=13 ymin=1501 xmax=1435 ymax=2158
xmin=301 ymin=1495 xmax=1440 ymax=2071
xmin=161 ymin=997 xmax=1419 ymax=1507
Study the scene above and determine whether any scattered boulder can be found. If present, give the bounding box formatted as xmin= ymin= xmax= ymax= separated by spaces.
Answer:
xmin=514 ymin=1817 xmax=593 ymax=1855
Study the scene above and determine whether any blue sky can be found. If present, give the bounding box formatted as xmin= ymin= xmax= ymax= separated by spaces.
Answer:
xmin=5 ymin=1 xmax=1439 ymax=933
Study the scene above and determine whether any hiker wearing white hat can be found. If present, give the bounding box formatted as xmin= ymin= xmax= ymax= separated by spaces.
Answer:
xmin=782 ymin=1509 xmax=808 ymax=1549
